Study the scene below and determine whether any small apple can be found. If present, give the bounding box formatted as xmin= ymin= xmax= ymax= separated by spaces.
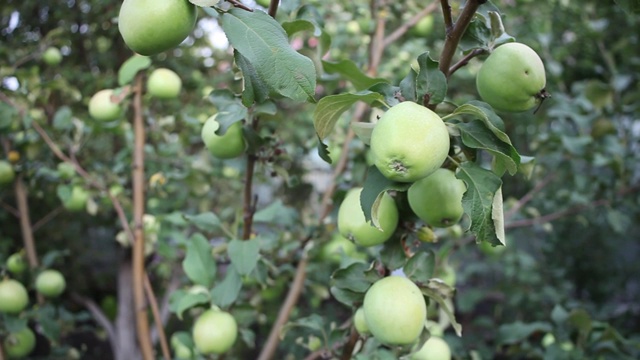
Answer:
xmin=370 ymin=102 xmax=450 ymax=182
xmin=353 ymin=307 xmax=369 ymax=335
xmin=320 ymin=233 xmax=366 ymax=263
xmin=57 ymin=162 xmax=76 ymax=180
xmin=147 ymin=68 xmax=182 ymax=99
xmin=6 ymin=253 xmax=27 ymax=274
xmin=408 ymin=168 xmax=466 ymax=228
xmin=363 ymin=276 xmax=427 ymax=345
xmin=0 ymin=279 xmax=29 ymax=314
xmin=118 ymin=0 xmax=197 ymax=56
xmin=201 ymin=115 xmax=246 ymax=159
xmin=3 ymin=327 xmax=36 ymax=359
xmin=63 ymin=186 xmax=89 ymax=212
xmin=411 ymin=15 xmax=434 ymax=37
xmin=192 ymin=308 xmax=238 ymax=355
xmin=88 ymin=89 xmax=121 ymax=122
xmin=35 ymin=269 xmax=66 ymax=298
xmin=42 ymin=47 xmax=62 ymax=66
xmin=411 ymin=336 xmax=451 ymax=360
xmin=476 ymin=42 xmax=547 ymax=112
xmin=337 ymin=187 xmax=398 ymax=247
xmin=171 ymin=332 xmax=194 ymax=359
xmin=0 ymin=160 xmax=15 ymax=185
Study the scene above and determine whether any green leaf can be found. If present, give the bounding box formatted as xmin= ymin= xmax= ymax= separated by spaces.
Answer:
xmin=404 ymin=250 xmax=436 ymax=284
xmin=329 ymin=286 xmax=364 ymax=307
xmin=456 ymin=120 xmax=520 ymax=175
xmin=52 ymin=106 xmax=73 ymax=130
xmin=182 ymin=233 xmax=217 ymax=287
xmin=280 ymin=314 xmax=326 ymax=340
xmin=207 ymin=89 xmax=248 ymax=135
xmin=322 ymin=59 xmax=388 ymax=91
xmin=360 ymin=166 xmax=410 ymax=227
xmin=313 ymin=91 xmax=384 ymax=140
xmin=445 ymin=101 xmax=511 ymax=144
xmin=456 ymin=162 xmax=504 ymax=245
xmin=211 ymin=267 xmax=243 ymax=308
xmin=175 ymin=292 xmax=210 ymax=320
xmin=234 ymin=50 xmax=269 ymax=107
xmin=316 ymin=135 xmax=332 ymax=164
xmin=227 ymin=238 xmax=261 ymax=275
xmin=379 ymin=238 xmax=408 ymax=271
xmin=189 ymin=0 xmax=218 ymax=6
xmin=614 ymin=0 xmax=640 ymax=14
xmin=422 ymin=285 xmax=462 ymax=336
xmin=350 ymin=122 xmax=375 ymax=146
xmin=282 ymin=19 xmax=321 ymax=37
xmin=399 ymin=69 xmax=417 ymax=102
xmin=551 ymin=304 xmax=569 ymax=324
xmin=330 ymin=262 xmax=379 ymax=293
xmin=369 ymin=83 xmax=402 ymax=107
xmin=487 ymin=11 xmax=515 ymax=47
xmin=183 ymin=212 xmax=221 ymax=233
xmin=118 ymin=55 xmax=151 ymax=86
xmin=221 ymin=9 xmax=316 ymax=102
xmin=497 ymin=321 xmax=552 ymax=345
xmin=253 ymin=200 xmax=299 ymax=227
xmin=416 ymin=52 xmax=447 ymax=105
xmin=459 ymin=18 xmax=491 ymax=52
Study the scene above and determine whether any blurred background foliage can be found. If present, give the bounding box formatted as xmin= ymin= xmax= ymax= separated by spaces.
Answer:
xmin=0 ymin=0 xmax=639 ymax=359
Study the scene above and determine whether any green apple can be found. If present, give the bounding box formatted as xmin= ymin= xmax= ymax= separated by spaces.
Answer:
xmin=147 ymin=68 xmax=182 ymax=99
xmin=479 ymin=238 xmax=507 ymax=257
xmin=201 ymin=116 xmax=246 ymax=159
xmin=57 ymin=162 xmax=76 ymax=180
xmin=256 ymin=0 xmax=271 ymax=7
xmin=363 ymin=276 xmax=427 ymax=345
xmin=170 ymin=332 xmax=194 ymax=359
xmin=476 ymin=42 xmax=546 ymax=112
xmin=63 ymin=186 xmax=89 ymax=212
xmin=408 ymin=168 xmax=466 ymax=228
xmin=337 ymin=187 xmax=398 ymax=247
xmin=411 ymin=336 xmax=451 ymax=360
xmin=437 ymin=263 xmax=456 ymax=287
xmin=354 ymin=307 xmax=369 ymax=335
xmin=3 ymin=327 xmax=36 ymax=359
xmin=0 ymin=160 xmax=15 ymax=185
xmin=42 ymin=47 xmax=62 ymax=66
xmin=192 ymin=309 xmax=238 ymax=355
xmin=320 ymin=233 xmax=365 ymax=263
xmin=370 ymin=102 xmax=450 ymax=182
xmin=0 ymin=279 xmax=29 ymax=314
xmin=118 ymin=0 xmax=197 ymax=56
xmin=88 ymin=89 xmax=121 ymax=122
xmin=411 ymin=15 xmax=434 ymax=37
xmin=6 ymin=253 xmax=27 ymax=274
xmin=35 ymin=269 xmax=66 ymax=298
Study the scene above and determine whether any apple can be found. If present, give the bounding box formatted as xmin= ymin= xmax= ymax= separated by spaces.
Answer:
xmin=337 ymin=187 xmax=398 ymax=247
xmin=35 ymin=269 xmax=66 ymax=298
xmin=6 ymin=253 xmax=27 ymax=274
xmin=8 ymin=150 xmax=20 ymax=164
xmin=353 ymin=307 xmax=369 ymax=335
xmin=147 ymin=68 xmax=182 ymax=99
xmin=42 ymin=46 xmax=62 ymax=66
xmin=256 ymin=0 xmax=271 ymax=7
xmin=411 ymin=336 xmax=451 ymax=360
xmin=88 ymin=89 xmax=121 ymax=122
xmin=320 ymin=233 xmax=366 ymax=263
xmin=0 ymin=160 xmax=15 ymax=185
xmin=0 ymin=279 xmax=29 ymax=314
xmin=411 ymin=15 xmax=434 ymax=37
xmin=170 ymin=332 xmax=194 ymax=359
xmin=408 ymin=168 xmax=466 ymax=228
xmin=63 ymin=186 xmax=89 ymax=212
xmin=476 ymin=42 xmax=546 ymax=112
xmin=118 ymin=0 xmax=197 ymax=56
xmin=192 ymin=309 xmax=238 ymax=355
xmin=370 ymin=102 xmax=450 ymax=182
xmin=3 ymin=327 xmax=36 ymax=359
xmin=201 ymin=115 xmax=246 ymax=159
xmin=57 ymin=162 xmax=76 ymax=180
xmin=363 ymin=276 xmax=427 ymax=345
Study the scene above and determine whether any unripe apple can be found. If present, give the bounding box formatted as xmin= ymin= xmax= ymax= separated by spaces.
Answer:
xmin=370 ymin=102 xmax=450 ymax=182
xmin=0 ymin=160 xmax=15 ymax=185
xmin=201 ymin=116 xmax=246 ymax=159
xmin=0 ymin=279 xmax=29 ymax=314
xmin=476 ymin=42 xmax=546 ymax=112
xmin=363 ymin=276 xmax=427 ymax=345
xmin=42 ymin=47 xmax=62 ymax=66
xmin=3 ymin=327 xmax=36 ymax=359
xmin=408 ymin=168 xmax=466 ymax=228
xmin=411 ymin=15 xmax=434 ymax=37
xmin=35 ymin=269 xmax=66 ymax=298
xmin=57 ymin=162 xmax=76 ymax=180
xmin=118 ymin=0 xmax=197 ymax=56
xmin=6 ymin=253 xmax=27 ymax=274
xmin=192 ymin=309 xmax=238 ymax=355
xmin=88 ymin=89 xmax=121 ymax=122
xmin=411 ymin=336 xmax=451 ymax=360
xmin=147 ymin=68 xmax=182 ymax=99
xmin=63 ymin=186 xmax=89 ymax=212
xmin=353 ymin=307 xmax=369 ymax=335
xmin=337 ymin=187 xmax=398 ymax=247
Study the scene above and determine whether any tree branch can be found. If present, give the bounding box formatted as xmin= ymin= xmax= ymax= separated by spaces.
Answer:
xmin=438 ymin=0 xmax=483 ymax=79
xmin=383 ymin=1 xmax=439 ymax=47
xmin=504 ymin=174 xmax=556 ymax=221
xmin=145 ymin=276 xmax=171 ymax=360
xmin=71 ymin=293 xmax=118 ymax=357
xmin=440 ymin=0 xmax=453 ymax=34
xmin=448 ymin=47 xmax=486 ymax=76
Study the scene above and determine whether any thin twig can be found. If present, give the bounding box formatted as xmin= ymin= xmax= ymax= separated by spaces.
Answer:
xmin=438 ymin=0 xmax=483 ymax=79
xmin=339 ymin=328 xmax=360 ymax=360
xmin=448 ymin=48 xmax=486 ymax=75
xmin=226 ymin=0 xmax=253 ymax=12
xmin=383 ymin=2 xmax=439 ymax=47
xmin=0 ymin=202 xmax=19 ymax=218
xmin=440 ymin=0 xmax=453 ymax=34
xmin=242 ymin=155 xmax=257 ymax=240
xmin=14 ymin=176 xmax=39 ymax=270
xmin=32 ymin=207 xmax=64 ymax=233
xmin=71 ymin=293 xmax=118 ymax=357
xmin=145 ymin=275 xmax=171 ymax=360
xmin=504 ymin=174 xmax=556 ymax=221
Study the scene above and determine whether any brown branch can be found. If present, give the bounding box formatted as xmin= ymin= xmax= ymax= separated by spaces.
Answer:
xmin=226 ymin=0 xmax=253 ymax=12
xmin=339 ymin=328 xmax=360 ymax=360
xmin=32 ymin=206 xmax=64 ymax=233
xmin=504 ymin=174 xmax=556 ymax=221
xmin=257 ymin=257 xmax=309 ymax=360
xmin=267 ymin=0 xmax=279 ymax=17
xmin=448 ymin=47 xmax=486 ymax=76
xmin=383 ymin=1 xmax=439 ymax=47
xmin=131 ymin=73 xmax=154 ymax=360
xmin=0 ymin=202 xmax=19 ymax=218
xmin=242 ymin=154 xmax=257 ymax=240
xmin=145 ymin=276 xmax=171 ymax=360
xmin=71 ymin=292 xmax=118 ymax=357
xmin=14 ymin=176 xmax=39 ymax=270
xmin=440 ymin=0 xmax=453 ymax=34
xmin=438 ymin=0 xmax=483 ymax=79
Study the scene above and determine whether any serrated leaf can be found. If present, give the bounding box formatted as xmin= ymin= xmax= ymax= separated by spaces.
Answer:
xmin=487 ymin=11 xmax=515 ymax=46
xmin=282 ymin=19 xmax=321 ymax=37
xmin=313 ymin=92 xmax=384 ymax=140
xmin=53 ymin=106 xmax=73 ymax=130
xmin=416 ymin=52 xmax=447 ymax=105
xmin=369 ymin=83 xmax=402 ymax=107
xmin=422 ymin=286 xmax=462 ymax=336
xmin=316 ymin=136 xmax=332 ymax=164
xmin=492 ymin=186 xmax=505 ymax=245
xmin=234 ymin=50 xmax=269 ymax=107
xmin=330 ymin=262 xmax=379 ymax=293
xmin=182 ymin=234 xmax=216 ymax=287
xmin=322 ymin=59 xmax=388 ymax=91
xmin=445 ymin=101 xmax=511 ymax=145
xmin=118 ymin=55 xmax=151 ymax=86
xmin=207 ymin=89 xmax=248 ymax=135
xmin=183 ymin=212 xmax=221 ymax=233
xmin=211 ymin=267 xmax=243 ymax=308
xmin=456 ymin=162 xmax=504 ymax=245
xmin=404 ymin=250 xmax=436 ymax=284
xmin=379 ymin=238 xmax=408 ymax=271
xmin=361 ymin=166 xmax=410 ymax=227
xmin=350 ymin=122 xmax=375 ymax=146
xmin=253 ymin=200 xmax=299 ymax=227
xmin=518 ymin=155 xmax=536 ymax=180
xmin=399 ymin=69 xmax=417 ymax=102
xmin=456 ymin=120 xmax=520 ymax=175
xmin=329 ymin=286 xmax=363 ymax=307
xmin=227 ymin=238 xmax=261 ymax=275
xmin=175 ymin=292 xmax=210 ymax=320
xmin=221 ymin=9 xmax=316 ymax=102
xmin=280 ymin=314 xmax=326 ymax=341
xmin=459 ymin=18 xmax=491 ymax=52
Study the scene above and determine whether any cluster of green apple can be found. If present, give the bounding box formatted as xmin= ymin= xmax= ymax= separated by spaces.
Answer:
xmin=0 ymin=253 xmax=66 ymax=358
